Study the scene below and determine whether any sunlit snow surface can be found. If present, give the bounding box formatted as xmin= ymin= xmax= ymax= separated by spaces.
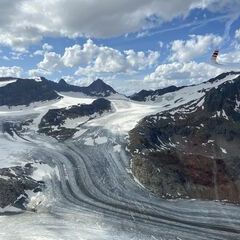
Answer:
xmin=0 ymin=79 xmax=17 ymax=87
xmin=0 ymin=74 xmax=240 ymax=240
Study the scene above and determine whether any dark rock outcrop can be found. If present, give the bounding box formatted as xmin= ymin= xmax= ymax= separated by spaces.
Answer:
xmin=0 ymin=164 xmax=44 ymax=210
xmin=39 ymin=98 xmax=112 ymax=140
xmin=129 ymin=75 xmax=240 ymax=203
xmin=129 ymin=86 xmax=183 ymax=102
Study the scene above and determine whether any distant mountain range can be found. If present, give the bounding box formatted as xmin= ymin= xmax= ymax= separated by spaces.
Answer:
xmin=3 ymin=73 xmax=240 ymax=107
xmin=0 ymin=77 xmax=116 ymax=107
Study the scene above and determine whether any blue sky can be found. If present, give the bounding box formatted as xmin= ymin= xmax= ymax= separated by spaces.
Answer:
xmin=0 ymin=0 xmax=240 ymax=93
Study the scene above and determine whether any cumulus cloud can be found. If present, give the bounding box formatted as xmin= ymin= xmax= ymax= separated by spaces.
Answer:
xmin=62 ymin=39 xmax=160 ymax=73
xmin=36 ymin=39 xmax=160 ymax=76
xmin=125 ymin=50 xmax=160 ymax=70
xmin=42 ymin=43 xmax=53 ymax=51
xmin=62 ymin=40 xmax=98 ymax=67
xmin=74 ymin=49 xmax=159 ymax=76
xmin=34 ymin=43 xmax=54 ymax=56
xmin=144 ymin=61 xmax=223 ymax=88
xmin=37 ymin=52 xmax=62 ymax=72
xmin=169 ymin=34 xmax=222 ymax=62
xmin=0 ymin=66 xmax=23 ymax=77
xmin=217 ymin=49 xmax=240 ymax=64
xmin=0 ymin=0 xmax=237 ymax=50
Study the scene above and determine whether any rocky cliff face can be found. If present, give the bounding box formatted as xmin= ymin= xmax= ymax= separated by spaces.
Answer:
xmin=129 ymin=74 xmax=240 ymax=203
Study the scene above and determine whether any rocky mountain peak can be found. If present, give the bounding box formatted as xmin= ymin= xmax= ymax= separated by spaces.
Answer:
xmin=91 ymin=78 xmax=105 ymax=85
xmin=88 ymin=79 xmax=116 ymax=96
xmin=58 ymin=78 xmax=68 ymax=85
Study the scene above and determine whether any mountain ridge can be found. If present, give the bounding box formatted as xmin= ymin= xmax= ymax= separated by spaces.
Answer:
xmin=1 ymin=71 xmax=240 ymax=106
xmin=0 ymin=77 xmax=117 ymax=107
xmin=129 ymin=73 xmax=240 ymax=202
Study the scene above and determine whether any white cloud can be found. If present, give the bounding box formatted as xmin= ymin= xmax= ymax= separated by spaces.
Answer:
xmin=136 ymin=31 xmax=150 ymax=38
xmin=37 ymin=51 xmax=62 ymax=71
xmin=42 ymin=43 xmax=53 ymax=51
xmin=125 ymin=50 xmax=160 ymax=70
xmin=217 ymin=49 xmax=240 ymax=64
xmin=28 ymin=68 xmax=50 ymax=78
xmin=169 ymin=34 xmax=222 ymax=62
xmin=0 ymin=66 xmax=23 ymax=77
xmin=62 ymin=40 xmax=98 ymax=67
xmin=0 ymin=0 xmax=237 ymax=50
xmin=74 ymin=49 xmax=159 ymax=76
xmin=34 ymin=43 xmax=54 ymax=56
xmin=33 ymin=50 xmax=44 ymax=56
xmin=144 ymin=61 xmax=223 ymax=88
xmin=36 ymin=39 xmax=160 ymax=76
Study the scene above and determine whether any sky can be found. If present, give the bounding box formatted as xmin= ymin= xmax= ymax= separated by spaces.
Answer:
xmin=0 ymin=0 xmax=240 ymax=94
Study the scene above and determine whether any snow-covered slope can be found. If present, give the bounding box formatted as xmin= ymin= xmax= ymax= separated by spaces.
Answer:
xmin=0 ymin=79 xmax=17 ymax=87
